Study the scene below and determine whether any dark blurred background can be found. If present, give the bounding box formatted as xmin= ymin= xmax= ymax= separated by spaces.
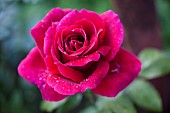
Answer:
xmin=0 ymin=0 xmax=170 ymax=113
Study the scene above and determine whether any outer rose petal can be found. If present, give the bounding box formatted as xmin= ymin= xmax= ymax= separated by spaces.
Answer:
xmin=47 ymin=60 xmax=109 ymax=95
xmin=18 ymin=47 xmax=46 ymax=84
xmin=40 ymin=83 xmax=67 ymax=102
xmin=101 ymin=10 xmax=124 ymax=61
xmin=18 ymin=47 xmax=66 ymax=101
xmin=57 ymin=9 xmax=105 ymax=31
xmin=31 ymin=8 xmax=71 ymax=56
xmin=92 ymin=48 xmax=141 ymax=97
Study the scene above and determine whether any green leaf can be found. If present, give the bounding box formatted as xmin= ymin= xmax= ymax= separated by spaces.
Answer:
xmin=9 ymin=90 xmax=30 ymax=113
xmin=96 ymin=94 xmax=137 ymax=113
xmin=126 ymin=79 xmax=162 ymax=112
xmin=57 ymin=94 xmax=83 ymax=113
xmin=80 ymin=106 xmax=99 ymax=113
xmin=139 ymin=48 xmax=170 ymax=79
xmin=40 ymin=98 xmax=67 ymax=112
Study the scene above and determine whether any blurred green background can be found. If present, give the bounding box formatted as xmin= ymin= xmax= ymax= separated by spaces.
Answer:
xmin=0 ymin=0 xmax=170 ymax=113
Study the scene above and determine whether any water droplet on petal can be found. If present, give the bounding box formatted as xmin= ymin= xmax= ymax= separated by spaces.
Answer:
xmin=39 ymin=78 xmax=42 ymax=80
xmin=43 ymin=84 xmax=46 ymax=88
xmin=111 ymin=69 xmax=118 ymax=73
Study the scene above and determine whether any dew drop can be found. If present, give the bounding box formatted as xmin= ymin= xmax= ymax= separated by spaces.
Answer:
xmin=43 ymin=84 xmax=46 ymax=88
xmin=39 ymin=78 xmax=42 ymax=80
xmin=111 ymin=69 xmax=118 ymax=73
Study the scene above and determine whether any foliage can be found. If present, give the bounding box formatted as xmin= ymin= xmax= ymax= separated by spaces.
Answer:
xmin=126 ymin=79 xmax=162 ymax=112
xmin=139 ymin=48 xmax=170 ymax=79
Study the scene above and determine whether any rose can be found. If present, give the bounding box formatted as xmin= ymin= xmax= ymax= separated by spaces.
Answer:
xmin=18 ymin=8 xmax=141 ymax=101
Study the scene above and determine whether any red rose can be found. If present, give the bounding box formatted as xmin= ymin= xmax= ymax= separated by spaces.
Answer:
xmin=18 ymin=8 xmax=141 ymax=101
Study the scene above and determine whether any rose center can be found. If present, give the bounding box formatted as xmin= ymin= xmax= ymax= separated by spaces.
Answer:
xmin=66 ymin=34 xmax=84 ymax=51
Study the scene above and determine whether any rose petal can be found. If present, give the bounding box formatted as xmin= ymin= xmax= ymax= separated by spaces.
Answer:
xmin=55 ymin=62 xmax=85 ymax=82
xmin=92 ymin=48 xmax=141 ymax=97
xmin=18 ymin=47 xmax=66 ymax=101
xmin=65 ymin=51 xmax=100 ymax=67
xmin=44 ymin=22 xmax=58 ymax=55
xmin=31 ymin=8 xmax=71 ymax=56
xmin=83 ymin=33 xmax=99 ymax=55
xmin=74 ymin=18 xmax=97 ymax=38
xmin=47 ymin=60 xmax=109 ymax=95
xmin=57 ymin=9 xmax=105 ymax=32
xmin=39 ymin=83 xmax=67 ymax=102
xmin=97 ymin=46 xmax=111 ymax=56
xmin=101 ymin=10 xmax=124 ymax=61
xmin=60 ymin=52 xmax=79 ymax=63
xmin=51 ymin=48 xmax=85 ymax=82
xmin=44 ymin=55 xmax=60 ymax=74
xmin=44 ymin=25 xmax=60 ymax=74
xmin=18 ymin=47 xmax=46 ymax=85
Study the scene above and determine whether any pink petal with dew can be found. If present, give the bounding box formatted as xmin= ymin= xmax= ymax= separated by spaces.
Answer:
xmin=31 ymin=8 xmax=71 ymax=56
xmin=65 ymin=51 xmax=100 ymax=67
xmin=93 ymin=48 xmax=141 ymax=97
xmin=97 ymin=46 xmax=111 ymax=56
xmin=101 ymin=10 xmax=124 ymax=61
xmin=40 ymin=83 xmax=67 ymax=102
xmin=56 ymin=62 xmax=85 ymax=82
xmin=44 ymin=25 xmax=60 ymax=74
xmin=74 ymin=18 xmax=96 ymax=37
xmin=58 ymin=9 xmax=105 ymax=30
xmin=47 ymin=60 xmax=109 ymax=95
xmin=18 ymin=47 xmax=46 ymax=84
xmin=18 ymin=47 xmax=66 ymax=101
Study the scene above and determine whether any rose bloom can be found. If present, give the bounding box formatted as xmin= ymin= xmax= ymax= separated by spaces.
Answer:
xmin=18 ymin=8 xmax=141 ymax=101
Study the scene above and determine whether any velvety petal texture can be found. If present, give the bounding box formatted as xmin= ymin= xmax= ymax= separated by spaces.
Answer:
xmin=18 ymin=8 xmax=141 ymax=102
xmin=92 ymin=48 xmax=141 ymax=97
xmin=18 ymin=47 xmax=66 ymax=101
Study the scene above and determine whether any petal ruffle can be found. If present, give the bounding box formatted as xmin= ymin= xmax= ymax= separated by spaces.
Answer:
xmin=44 ymin=25 xmax=60 ymax=74
xmin=47 ymin=60 xmax=109 ymax=95
xmin=57 ymin=9 xmax=105 ymax=33
xmin=92 ymin=48 xmax=141 ymax=97
xmin=65 ymin=51 xmax=100 ymax=67
xmin=31 ymin=8 xmax=71 ymax=56
xmin=18 ymin=47 xmax=46 ymax=85
xmin=101 ymin=10 xmax=124 ymax=61
xmin=18 ymin=47 xmax=66 ymax=101
xmin=39 ymin=83 xmax=67 ymax=102
xmin=56 ymin=62 xmax=85 ymax=82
